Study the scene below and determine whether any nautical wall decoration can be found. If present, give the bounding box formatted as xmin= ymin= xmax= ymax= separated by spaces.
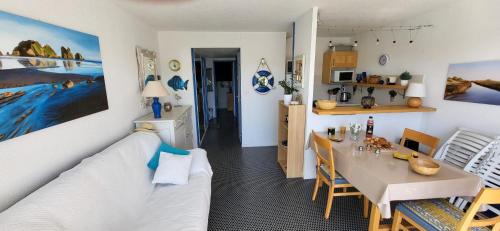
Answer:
xmin=252 ymin=58 xmax=275 ymax=94
xmin=0 ymin=10 xmax=108 ymax=142
xmin=168 ymin=75 xmax=189 ymax=91
xmin=444 ymin=60 xmax=500 ymax=106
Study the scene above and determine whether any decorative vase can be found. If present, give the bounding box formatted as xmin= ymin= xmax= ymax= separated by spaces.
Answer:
xmin=163 ymin=102 xmax=173 ymax=112
xmin=284 ymin=94 xmax=292 ymax=105
xmin=361 ymin=96 xmax=375 ymax=109
xmin=400 ymin=80 xmax=409 ymax=86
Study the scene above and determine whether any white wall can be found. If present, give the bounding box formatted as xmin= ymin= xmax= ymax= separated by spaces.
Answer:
xmin=354 ymin=0 xmax=500 ymax=140
xmin=157 ymin=31 xmax=286 ymax=147
xmin=0 ymin=0 xmax=158 ymax=211
xmin=293 ymin=7 xmax=320 ymax=179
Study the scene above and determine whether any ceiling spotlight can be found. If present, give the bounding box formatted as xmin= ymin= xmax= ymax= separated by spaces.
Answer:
xmin=353 ymin=40 xmax=358 ymax=47
xmin=393 ymin=40 xmax=397 ymax=44
xmin=409 ymin=40 xmax=414 ymax=44
xmin=376 ymin=38 xmax=380 ymax=45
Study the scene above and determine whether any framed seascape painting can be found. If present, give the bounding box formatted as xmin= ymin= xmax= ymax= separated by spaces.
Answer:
xmin=444 ymin=60 xmax=500 ymax=106
xmin=0 ymin=11 xmax=108 ymax=142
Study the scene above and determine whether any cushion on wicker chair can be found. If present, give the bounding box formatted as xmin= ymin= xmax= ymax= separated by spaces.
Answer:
xmin=319 ymin=164 xmax=349 ymax=184
xmin=397 ymin=199 xmax=491 ymax=231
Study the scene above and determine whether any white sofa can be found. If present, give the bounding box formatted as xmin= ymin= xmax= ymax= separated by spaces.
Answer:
xmin=0 ymin=132 xmax=212 ymax=231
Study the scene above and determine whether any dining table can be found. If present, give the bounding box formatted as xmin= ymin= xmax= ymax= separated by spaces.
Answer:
xmin=316 ymin=132 xmax=484 ymax=231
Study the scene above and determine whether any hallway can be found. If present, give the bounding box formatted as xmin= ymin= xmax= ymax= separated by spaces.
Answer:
xmin=202 ymin=111 xmax=370 ymax=230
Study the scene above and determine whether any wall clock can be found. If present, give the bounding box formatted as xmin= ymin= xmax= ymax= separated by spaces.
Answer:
xmin=378 ymin=54 xmax=389 ymax=66
xmin=169 ymin=59 xmax=181 ymax=71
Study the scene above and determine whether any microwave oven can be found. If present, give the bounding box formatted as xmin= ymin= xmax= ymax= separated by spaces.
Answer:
xmin=332 ymin=70 xmax=355 ymax=83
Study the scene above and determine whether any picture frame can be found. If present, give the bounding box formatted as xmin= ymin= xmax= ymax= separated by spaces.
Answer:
xmin=443 ymin=60 xmax=500 ymax=106
xmin=136 ymin=47 xmax=158 ymax=106
xmin=293 ymin=54 xmax=305 ymax=88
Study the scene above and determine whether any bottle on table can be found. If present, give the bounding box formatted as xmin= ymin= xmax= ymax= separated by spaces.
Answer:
xmin=366 ymin=116 xmax=374 ymax=139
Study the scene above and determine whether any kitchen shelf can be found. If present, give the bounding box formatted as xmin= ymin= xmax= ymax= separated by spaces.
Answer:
xmin=331 ymin=82 xmax=408 ymax=90
xmin=350 ymin=82 xmax=408 ymax=90
xmin=313 ymin=105 xmax=437 ymax=115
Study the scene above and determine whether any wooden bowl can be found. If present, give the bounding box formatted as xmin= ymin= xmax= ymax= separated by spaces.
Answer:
xmin=316 ymin=100 xmax=337 ymax=110
xmin=409 ymin=156 xmax=440 ymax=176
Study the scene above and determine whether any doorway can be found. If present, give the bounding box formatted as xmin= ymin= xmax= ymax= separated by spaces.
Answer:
xmin=191 ymin=48 xmax=241 ymax=146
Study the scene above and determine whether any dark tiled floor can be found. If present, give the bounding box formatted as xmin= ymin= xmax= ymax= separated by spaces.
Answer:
xmin=202 ymin=111 xmax=369 ymax=230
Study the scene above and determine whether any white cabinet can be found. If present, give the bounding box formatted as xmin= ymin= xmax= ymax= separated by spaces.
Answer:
xmin=134 ymin=106 xmax=194 ymax=149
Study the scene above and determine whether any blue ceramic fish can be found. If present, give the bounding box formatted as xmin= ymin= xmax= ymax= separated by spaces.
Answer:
xmin=167 ymin=75 xmax=189 ymax=91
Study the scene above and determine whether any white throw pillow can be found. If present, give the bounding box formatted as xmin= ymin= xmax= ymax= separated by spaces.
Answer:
xmin=152 ymin=152 xmax=193 ymax=185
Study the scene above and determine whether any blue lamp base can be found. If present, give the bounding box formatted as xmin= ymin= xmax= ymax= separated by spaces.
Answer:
xmin=152 ymin=97 xmax=162 ymax=118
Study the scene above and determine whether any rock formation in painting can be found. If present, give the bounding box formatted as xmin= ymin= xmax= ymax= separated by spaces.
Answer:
xmin=61 ymin=46 xmax=74 ymax=59
xmin=12 ymin=40 xmax=57 ymax=58
xmin=472 ymin=79 xmax=500 ymax=92
xmin=74 ymin=52 xmax=84 ymax=60
xmin=43 ymin=45 xmax=58 ymax=58
xmin=62 ymin=80 xmax=75 ymax=89
xmin=9 ymin=40 xmax=85 ymax=60
xmin=445 ymin=76 xmax=472 ymax=96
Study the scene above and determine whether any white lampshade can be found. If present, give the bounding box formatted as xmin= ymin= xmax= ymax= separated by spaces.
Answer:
xmin=406 ymin=83 xmax=426 ymax=97
xmin=142 ymin=81 xmax=169 ymax=97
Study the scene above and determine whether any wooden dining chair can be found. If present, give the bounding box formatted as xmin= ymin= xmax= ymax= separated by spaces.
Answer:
xmin=391 ymin=188 xmax=500 ymax=231
xmin=400 ymin=128 xmax=440 ymax=158
xmin=311 ymin=131 xmax=364 ymax=219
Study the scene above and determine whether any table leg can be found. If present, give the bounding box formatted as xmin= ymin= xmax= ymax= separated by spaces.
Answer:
xmin=368 ymin=202 xmax=381 ymax=231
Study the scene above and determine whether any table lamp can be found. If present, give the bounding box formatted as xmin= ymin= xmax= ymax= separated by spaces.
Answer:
xmin=142 ymin=81 xmax=169 ymax=118
xmin=405 ymin=83 xmax=426 ymax=108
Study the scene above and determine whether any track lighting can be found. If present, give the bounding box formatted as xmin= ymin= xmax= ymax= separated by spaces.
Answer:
xmin=376 ymin=38 xmax=380 ymax=45
xmin=353 ymin=40 xmax=358 ymax=47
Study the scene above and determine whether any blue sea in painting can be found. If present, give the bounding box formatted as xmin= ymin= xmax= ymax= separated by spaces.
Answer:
xmin=445 ymin=83 xmax=500 ymax=106
xmin=0 ymin=57 xmax=108 ymax=142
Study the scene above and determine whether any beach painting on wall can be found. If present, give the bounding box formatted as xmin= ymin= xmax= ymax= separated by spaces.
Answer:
xmin=0 ymin=10 xmax=108 ymax=142
xmin=444 ymin=60 xmax=500 ymax=106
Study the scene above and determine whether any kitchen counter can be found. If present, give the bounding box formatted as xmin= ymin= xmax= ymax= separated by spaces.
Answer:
xmin=313 ymin=105 xmax=437 ymax=115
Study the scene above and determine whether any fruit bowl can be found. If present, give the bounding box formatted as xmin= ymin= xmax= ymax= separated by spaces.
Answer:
xmin=316 ymin=100 xmax=337 ymax=110
xmin=409 ymin=154 xmax=440 ymax=176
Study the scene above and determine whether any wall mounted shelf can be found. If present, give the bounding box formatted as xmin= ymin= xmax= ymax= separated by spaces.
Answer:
xmin=313 ymin=105 xmax=437 ymax=115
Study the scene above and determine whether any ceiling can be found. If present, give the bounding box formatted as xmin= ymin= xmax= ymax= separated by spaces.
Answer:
xmin=113 ymin=0 xmax=456 ymax=36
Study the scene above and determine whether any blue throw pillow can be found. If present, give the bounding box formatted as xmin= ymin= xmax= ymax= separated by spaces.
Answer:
xmin=147 ymin=143 xmax=190 ymax=170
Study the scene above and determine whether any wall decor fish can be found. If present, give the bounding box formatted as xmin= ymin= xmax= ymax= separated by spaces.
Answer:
xmin=167 ymin=75 xmax=189 ymax=91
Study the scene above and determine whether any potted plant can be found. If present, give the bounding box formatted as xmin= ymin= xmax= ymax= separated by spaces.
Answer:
xmin=278 ymin=80 xmax=298 ymax=105
xmin=361 ymin=87 xmax=376 ymax=109
xmin=399 ymin=71 xmax=412 ymax=86
xmin=389 ymin=90 xmax=398 ymax=102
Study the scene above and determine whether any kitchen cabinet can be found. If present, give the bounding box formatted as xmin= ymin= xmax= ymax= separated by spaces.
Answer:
xmin=134 ymin=105 xmax=194 ymax=149
xmin=321 ymin=50 xmax=358 ymax=84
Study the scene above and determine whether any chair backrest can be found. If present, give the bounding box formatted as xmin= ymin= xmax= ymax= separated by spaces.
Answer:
xmin=400 ymin=128 xmax=440 ymax=157
xmin=434 ymin=128 xmax=496 ymax=170
xmin=457 ymin=188 xmax=500 ymax=231
xmin=476 ymin=153 xmax=500 ymax=215
xmin=312 ymin=131 xmax=335 ymax=176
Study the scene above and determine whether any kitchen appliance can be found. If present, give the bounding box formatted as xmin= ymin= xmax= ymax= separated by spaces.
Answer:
xmin=332 ymin=70 xmax=355 ymax=83
xmin=339 ymin=86 xmax=352 ymax=102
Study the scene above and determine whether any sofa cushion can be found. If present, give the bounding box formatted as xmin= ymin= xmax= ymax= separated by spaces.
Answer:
xmin=0 ymin=132 xmax=161 ymax=231
xmin=135 ymin=173 xmax=212 ymax=231
xmin=147 ymin=143 xmax=190 ymax=170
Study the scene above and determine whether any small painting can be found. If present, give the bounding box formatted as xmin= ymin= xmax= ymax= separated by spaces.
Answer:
xmin=0 ymin=10 xmax=108 ymax=142
xmin=444 ymin=60 xmax=500 ymax=106
xmin=294 ymin=54 xmax=305 ymax=88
